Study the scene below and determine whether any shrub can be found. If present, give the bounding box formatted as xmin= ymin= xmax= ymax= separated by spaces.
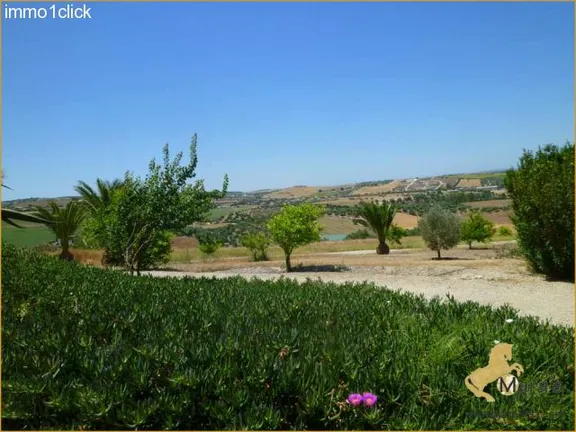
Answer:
xmin=387 ymin=224 xmax=408 ymax=246
xmin=498 ymin=226 xmax=513 ymax=237
xmin=345 ymin=229 xmax=374 ymax=240
xmin=418 ymin=206 xmax=461 ymax=259
xmin=460 ymin=211 xmax=495 ymax=249
xmin=505 ymin=142 xmax=574 ymax=280
xmin=2 ymin=244 xmax=574 ymax=430
xmin=197 ymin=234 xmax=222 ymax=257
xmin=494 ymin=243 xmax=522 ymax=259
xmin=241 ymin=232 xmax=270 ymax=261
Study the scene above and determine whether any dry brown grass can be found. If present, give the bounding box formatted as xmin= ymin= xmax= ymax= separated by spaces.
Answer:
xmin=168 ymin=241 xmax=518 ymax=273
xmin=394 ymin=212 xmax=419 ymax=228
xmin=264 ymin=186 xmax=344 ymax=199
xmin=320 ymin=215 xmax=357 ymax=234
xmin=47 ymin=248 xmax=104 ymax=266
xmin=322 ymin=197 xmax=363 ymax=206
xmin=465 ymin=199 xmax=511 ymax=208
xmin=482 ymin=210 xmax=513 ymax=225
xmin=352 ymin=180 xmax=402 ymax=195
xmin=319 ymin=213 xmax=419 ymax=234
xmin=456 ymin=178 xmax=482 ymax=188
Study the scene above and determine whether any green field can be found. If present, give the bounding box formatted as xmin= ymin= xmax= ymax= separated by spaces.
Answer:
xmin=207 ymin=205 xmax=254 ymax=221
xmin=1 ymin=223 xmax=55 ymax=247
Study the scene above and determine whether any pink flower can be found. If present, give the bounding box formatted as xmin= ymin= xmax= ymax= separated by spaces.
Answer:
xmin=347 ymin=393 xmax=363 ymax=406
xmin=362 ymin=392 xmax=378 ymax=407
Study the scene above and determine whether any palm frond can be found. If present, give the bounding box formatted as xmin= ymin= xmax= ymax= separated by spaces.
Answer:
xmin=2 ymin=208 xmax=55 ymax=227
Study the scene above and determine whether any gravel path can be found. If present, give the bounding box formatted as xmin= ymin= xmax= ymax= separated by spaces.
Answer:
xmin=143 ymin=263 xmax=574 ymax=327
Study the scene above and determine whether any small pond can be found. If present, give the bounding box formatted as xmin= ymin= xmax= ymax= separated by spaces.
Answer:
xmin=322 ymin=234 xmax=347 ymax=241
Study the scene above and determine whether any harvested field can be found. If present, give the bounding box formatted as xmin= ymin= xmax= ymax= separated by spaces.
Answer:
xmin=465 ymin=199 xmax=511 ymax=208
xmin=394 ymin=212 xmax=419 ymax=228
xmin=264 ymin=186 xmax=343 ymax=199
xmin=319 ymin=215 xmax=357 ymax=234
xmin=352 ymin=180 xmax=401 ymax=195
xmin=320 ymin=213 xmax=419 ymax=234
xmin=171 ymin=236 xmax=198 ymax=249
xmin=322 ymin=197 xmax=363 ymax=206
xmin=482 ymin=209 xmax=513 ymax=225
xmin=456 ymin=178 xmax=482 ymax=188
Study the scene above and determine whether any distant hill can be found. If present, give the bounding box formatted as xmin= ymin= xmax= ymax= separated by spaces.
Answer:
xmin=2 ymin=170 xmax=507 ymax=210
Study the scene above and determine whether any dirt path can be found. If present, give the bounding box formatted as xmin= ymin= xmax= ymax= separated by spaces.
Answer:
xmin=144 ymin=258 xmax=574 ymax=328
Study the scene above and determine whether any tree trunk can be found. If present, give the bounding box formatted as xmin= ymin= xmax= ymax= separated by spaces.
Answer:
xmin=376 ymin=240 xmax=390 ymax=255
xmin=59 ymin=249 xmax=74 ymax=261
xmin=285 ymin=253 xmax=292 ymax=272
xmin=437 ymin=249 xmax=442 ymax=260
xmin=101 ymin=249 xmax=110 ymax=266
xmin=468 ymin=242 xmax=473 ymax=250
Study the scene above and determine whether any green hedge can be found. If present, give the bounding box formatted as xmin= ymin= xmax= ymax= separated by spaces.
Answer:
xmin=2 ymin=244 xmax=574 ymax=430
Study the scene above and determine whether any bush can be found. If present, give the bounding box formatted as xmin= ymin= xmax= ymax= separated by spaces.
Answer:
xmin=498 ymin=226 xmax=513 ymax=237
xmin=505 ymin=143 xmax=574 ymax=280
xmin=241 ymin=232 xmax=270 ymax=261
xmin=418 ymin=206 xmax=461 ymax=259
xmin=2 ymin=244 xmax=574 ymax=430
xmin=197 ymin=235 xmax=222 ymax=257
xmin=345 ymin=229 xmax=374 ymax=240
xmin=494 ymin=243 xmax=522 ymax=259
xmin=404 ymin=226 xmax=421 ymax=236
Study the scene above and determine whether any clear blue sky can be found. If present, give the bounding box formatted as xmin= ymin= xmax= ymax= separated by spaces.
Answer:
xmin=2 ymin=2 xmax=573 ymax=199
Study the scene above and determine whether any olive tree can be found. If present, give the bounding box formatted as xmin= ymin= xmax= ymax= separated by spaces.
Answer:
xmin=418 ymin=205 xmax=461 ymax=259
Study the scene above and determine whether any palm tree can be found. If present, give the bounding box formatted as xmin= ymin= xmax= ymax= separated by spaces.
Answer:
xmin=32 ymin=200 xmax=86 ymax=261
xmin=353 ymin=200 xmax=397 ymax=255
xmin=74 ymin=178 xmax=124 ymax=265
xmin=74 ymin=178 xmax=123 ymax=212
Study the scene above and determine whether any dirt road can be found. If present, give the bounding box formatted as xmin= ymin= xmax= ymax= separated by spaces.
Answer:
xmin=145 ymin=246 xmax=574 ymax=327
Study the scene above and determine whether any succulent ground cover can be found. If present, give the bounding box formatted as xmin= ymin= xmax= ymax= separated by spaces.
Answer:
xmin=2 ymin=244 xmax=573 ymax=430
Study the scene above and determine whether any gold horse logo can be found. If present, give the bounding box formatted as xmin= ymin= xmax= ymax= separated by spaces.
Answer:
xmin=465 ymin=343 xmax=524 ymax=402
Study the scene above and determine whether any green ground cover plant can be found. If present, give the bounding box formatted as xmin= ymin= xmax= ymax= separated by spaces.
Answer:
xmin=2 ymin=244 xmax=574 ymax=430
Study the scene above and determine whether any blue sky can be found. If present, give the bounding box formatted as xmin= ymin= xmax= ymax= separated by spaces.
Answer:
xmin=2 ymin=2 xmax=573 ymax=199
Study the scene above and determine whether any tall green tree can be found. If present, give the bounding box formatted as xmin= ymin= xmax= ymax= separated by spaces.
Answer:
xmin=353 ymin=200 xmax=398 ymax=254
xmin=32 ymin=201 xmax=86 ymax=261
xmin=267 ymin=203 xmax=324 ymax=272
xmin=418 ymin=205 xmax=461 ymax=259
xmin=103 ymin=134 xmax=228 ymax=275
xmin=460 ymin=211 xmax=495 ymax=249
xmin=505 ymin=142 xmax=574 ymax=280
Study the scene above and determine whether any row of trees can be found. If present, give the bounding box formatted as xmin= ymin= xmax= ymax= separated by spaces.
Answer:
xmin=5 ymin=140 xmax=572 ymax=280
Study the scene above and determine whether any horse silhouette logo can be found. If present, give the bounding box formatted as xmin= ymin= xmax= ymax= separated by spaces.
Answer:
xmin=465 ymin=343 xmax=524 ymax=402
